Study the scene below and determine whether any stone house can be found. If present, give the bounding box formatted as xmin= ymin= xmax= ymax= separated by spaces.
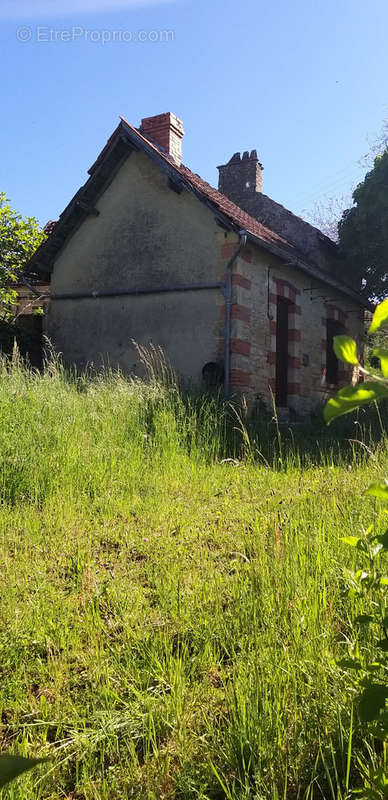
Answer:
xmin=27 ymin=111 xmax=367 ymax=414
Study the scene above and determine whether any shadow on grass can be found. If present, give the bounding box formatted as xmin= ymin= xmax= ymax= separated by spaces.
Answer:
xmin=180 ymin=388 xmax=388 ymax=469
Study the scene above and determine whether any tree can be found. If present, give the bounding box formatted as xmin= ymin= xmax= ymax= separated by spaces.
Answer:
xmin=304 ymin=117 xmax=388 ymax=294
xmin=358 ymin=117 xmax=388 ymax=169
xmin=305 ymin=193 xmax=352 ymax=241
xmin=0 ymin=193 xmax=46 ymax=316
xmin=338 ymin=150 xmax=388 ymax=301
xmin=323 ymin=302 xmax=388 ymax=800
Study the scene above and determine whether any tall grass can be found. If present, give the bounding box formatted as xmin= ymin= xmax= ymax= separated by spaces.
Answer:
xmin=0 ymin=355 xmax=387 ymax=799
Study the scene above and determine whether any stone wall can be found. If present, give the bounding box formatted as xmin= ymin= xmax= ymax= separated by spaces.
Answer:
xmin=225 ymin=246 xmax=365 ymax=414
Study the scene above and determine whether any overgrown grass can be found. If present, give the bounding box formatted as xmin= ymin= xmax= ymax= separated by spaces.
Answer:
xmin=0 ymin=357 xmax=387 ymax=799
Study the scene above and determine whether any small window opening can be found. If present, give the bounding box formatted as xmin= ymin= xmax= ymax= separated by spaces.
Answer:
xmin=202 ymin=361 xmax=224 ymax=389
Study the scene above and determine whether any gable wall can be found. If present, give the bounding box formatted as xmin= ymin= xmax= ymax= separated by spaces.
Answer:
xmin=48 ymin=152 xmax=232 ymax=382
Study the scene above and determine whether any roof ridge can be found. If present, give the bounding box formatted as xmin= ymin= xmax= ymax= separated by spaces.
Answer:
xmin=119 ymin=118 xmax=292 ymax=248
xmin=119 ymin=116 xmax=334 ymax=248
xmin=29 ymin=114 xmax=366 ymax=307
xmin=253 ymin=190 xmax=338 ymax=244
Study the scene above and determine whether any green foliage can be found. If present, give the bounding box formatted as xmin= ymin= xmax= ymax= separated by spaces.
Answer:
xmin=334 ymin=334 xmax=359 ymax=366
xmin=324 ymin=382 xmax=388 ymax=424
xmin=324 ymin=299 xmax=388 ymax=800
xmin=369 ymin=299 xmax=388 ymax=334
xmin=338 ymin=151 xmax=388 ymax=301
xmin=372 ymin=348 xmax=388 ymax=378
xmin=366 ymin=481 xmax=388 ymax=501
xmin=0 ymin=193 xmax=46 ymax=315
xmin=0 ymin=356 xmax=387 ymax=798
xmin=0 ymin=756 xmax=45 ymax=789
xmin=0 ymin=319 xmax=42 ymax=366
xmin=338 ymin=524 xmax=388 ymax=797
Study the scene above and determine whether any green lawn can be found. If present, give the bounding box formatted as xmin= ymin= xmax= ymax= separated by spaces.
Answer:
xmin=0 ymin=359 xmax=386 ymax=799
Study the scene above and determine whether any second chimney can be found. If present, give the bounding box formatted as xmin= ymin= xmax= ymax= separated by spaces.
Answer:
xmin=140 ymin=112 xmax=184 ymax=166
xmin=217 ymin=151 xmax=263 ymax=206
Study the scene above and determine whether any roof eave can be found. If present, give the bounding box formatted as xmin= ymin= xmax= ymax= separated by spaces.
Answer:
xmin=244 ymin=231 xmax=370 ymax=309
xmin=27 ymin=118 xmax=371 ymax=310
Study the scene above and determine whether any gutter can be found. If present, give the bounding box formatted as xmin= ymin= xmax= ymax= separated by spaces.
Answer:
xmin=223 ymin=230 xmax=248 ymax=397
xmin=243 ymin=232 xmax=371 ymax=310
xmin=50 ymin=281 xmax=223 ymax=300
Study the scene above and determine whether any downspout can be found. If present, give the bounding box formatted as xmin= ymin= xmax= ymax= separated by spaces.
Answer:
xmin=223 ymin=230 xmax=248 ymax=397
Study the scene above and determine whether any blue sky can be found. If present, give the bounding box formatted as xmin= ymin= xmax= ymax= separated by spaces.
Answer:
xmin=0 ymin=0 xmax=387 ymax=227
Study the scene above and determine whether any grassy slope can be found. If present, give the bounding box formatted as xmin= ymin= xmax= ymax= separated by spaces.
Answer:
xmin=0 ymin=362 xmax=387 ymax=799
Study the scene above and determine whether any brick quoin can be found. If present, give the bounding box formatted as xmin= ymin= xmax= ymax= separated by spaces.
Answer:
xmin=220 ymin=243 xmax=252 ymax=262
xmin=231 ymin=304 xmax=251 ymax=322
xmin=241 ymin=248 xmax=252 ymax=263
xmin=231 ymin=338 xmax=251 ymax=356
xmin=267 ymin=351 xmax=276 ymax=365
xmin=217 ymin=339 xmax=225 ymax=356
xmin=230 ymin=369 xmax=251 ymax=387
xmin=220 ymin=242 xmax=238 ymax=259
xmin=326 ymin=304 xmax=348 ymax=326
xmin=274 ymin=278 xmax=301 ymax=295
xmin=273 ymin=279 xmax=301 ymax=303
xmin=269 ymin=276 xmax=303 ymax=402
xmin=219 ymin=304 xmax=251 ymax=322
xmin=232 ymin=273 xmax=252 ymax=290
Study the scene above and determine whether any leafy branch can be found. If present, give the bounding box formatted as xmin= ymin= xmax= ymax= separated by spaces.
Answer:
xmin=324 ymin=298 xmax=388 ymax=799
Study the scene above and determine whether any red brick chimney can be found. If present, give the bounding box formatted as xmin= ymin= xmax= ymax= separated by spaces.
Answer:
xmin=140 ymin=112 xmax=185 ymax=166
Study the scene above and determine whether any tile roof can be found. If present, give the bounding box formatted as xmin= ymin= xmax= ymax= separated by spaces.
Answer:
xmin=43 ymin=220 xmax=58 ymax=236
xmin=28 ymin=115 xmax=368 ymax=307
xmin=118 ymin=117 xmax=296 ymax=256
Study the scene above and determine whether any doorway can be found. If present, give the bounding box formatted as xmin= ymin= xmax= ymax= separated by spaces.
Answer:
xmin=275 ymin=297 xmax=289 ymax=407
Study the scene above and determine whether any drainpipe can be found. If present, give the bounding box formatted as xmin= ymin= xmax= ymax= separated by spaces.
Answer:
xmin=223 ymin=230 xmax=248 ymax=397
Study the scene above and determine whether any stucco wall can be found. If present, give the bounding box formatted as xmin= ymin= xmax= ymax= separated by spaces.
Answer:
xmin=51 ymin=152 xmax=224 ymax=292
xmin=49 ymin=290 xmax=220 ymax=381
xmin=48 ymin=151 xmax=229 ymax=383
